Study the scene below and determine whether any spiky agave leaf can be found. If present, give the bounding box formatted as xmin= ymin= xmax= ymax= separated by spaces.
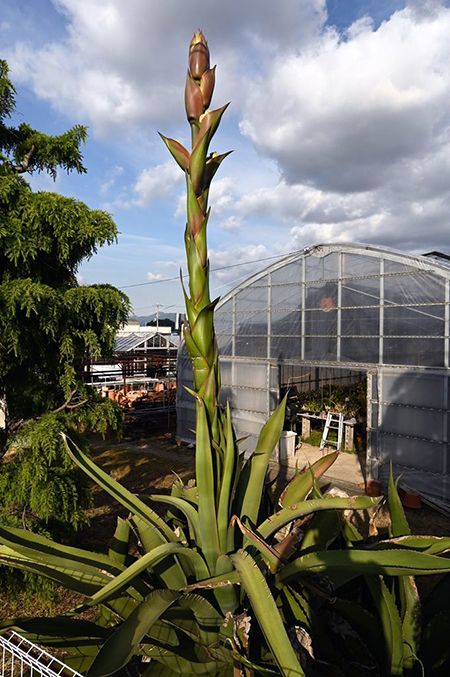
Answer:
xmin=231 ymin=550 xmax=304 ymax=676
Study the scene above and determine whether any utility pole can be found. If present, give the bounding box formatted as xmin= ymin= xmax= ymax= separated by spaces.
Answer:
xmin=154 ymin=304 xmax=164 ymax=333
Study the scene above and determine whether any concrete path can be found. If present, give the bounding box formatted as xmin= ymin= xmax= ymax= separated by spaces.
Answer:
xmin=274 ymin=442 xmax=367 ymax=492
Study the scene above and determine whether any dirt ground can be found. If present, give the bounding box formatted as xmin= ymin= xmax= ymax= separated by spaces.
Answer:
xmin=2 ymin=415 xmax=450 ymax=620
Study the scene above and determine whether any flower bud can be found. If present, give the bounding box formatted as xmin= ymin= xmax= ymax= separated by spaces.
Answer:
xmin=189 ymin=30 xmax=210 ymax=79
xmin=200 ymin=66 xmax=215 ymax=110
xmin=185 ymin=71 xmax=203 ymax=121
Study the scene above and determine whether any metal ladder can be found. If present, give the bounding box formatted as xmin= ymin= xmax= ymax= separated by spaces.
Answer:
xmin=320 ymin=412 xmax=344 ymax=452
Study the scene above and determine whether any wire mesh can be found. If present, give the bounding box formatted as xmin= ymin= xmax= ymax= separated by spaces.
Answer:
xmin=0 ymin=631 xmax=82 ymax=677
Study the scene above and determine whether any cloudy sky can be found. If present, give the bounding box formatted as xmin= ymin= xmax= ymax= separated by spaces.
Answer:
xmin=4 ymin=0 xmax=450 ymax=317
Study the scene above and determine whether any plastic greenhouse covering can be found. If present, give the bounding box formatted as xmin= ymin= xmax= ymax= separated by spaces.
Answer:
xmin=177 ymin=243 xmax=450 ymax=511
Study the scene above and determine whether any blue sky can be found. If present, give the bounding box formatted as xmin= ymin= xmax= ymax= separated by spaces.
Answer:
xmin=3 ymin=0 xmax=450 ymax=318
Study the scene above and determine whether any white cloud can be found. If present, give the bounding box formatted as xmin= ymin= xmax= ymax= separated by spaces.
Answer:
xmin=6 ymin=0 xmax=325 ymax=135
xmin=146 ymin=272 xmax=166 ymax=282
xmin=100 ymin=165 xmax=124 ymax=195
xmin=133 ymin=161 xmax=183 ymax=206
xmin=241 ymin=4 xmax=450 ymax=194
xmin=209 ymin=243 xmax=272 ymax=287
xmin=209 ymin=177 xmax=236 ymax=214
xmin=229 ymin=2 xmax=450 ymax=254
xmin=218 ymin=216 xmax=242 ymax=232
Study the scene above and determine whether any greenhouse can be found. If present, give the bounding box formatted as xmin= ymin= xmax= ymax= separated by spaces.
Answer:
xmin=177 ymin=243 xmax=450 ymax=510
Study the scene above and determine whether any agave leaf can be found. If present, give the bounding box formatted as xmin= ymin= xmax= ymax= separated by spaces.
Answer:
xmin=195 ymin=396 xmax=220 ymax=573
xmin=189 ymin=128 xmax=209 ymax=194
xmin=277 ymin=548 xmax=450 ymax=583
xmin=85 ymin=544 xmax=209 ymax=607
xmin=186 ymin=173 xmax=205 ymax=239
xmin=103 ymin=596 xmax=141 ymax=622
xmin=62 ymin=434 xmax=177 ymax=543
xmin=400 ymin=576 xmax=421 ymax=671
xmin=281 ymin=586 xmax=310 ymax=626
xmin=231 ymin=516 xmax=284 ymax=573
xmin=217 ymin=403 xmax=237 ymax=554
xmin=0 ymin=523 xmax=123 ymax=576
xmin=149 ymin=494 xmax=201 ymax=543
xmin=213 ymin=553 xmax=239 ymax=615
xmin=141 ymin=645 xmax=227 ymax=675
xmin=387 ymin=466 xmax=419 ymax=671
xmin=131 ymin=515 xmax=166 ymax=552
xmin=258 ymin=495 xmax=379 ymax=540
xmin=60 ymin=644 xmax=102 ymax=674
xmin=203 ymin=151 xmax=233 ymax=189
xmin=141 ymin=663 xmax=180 ymax=676
xmin=369 ymin=535 xmax=450 ymax=555
xmin=190 ymin=299 xmax=220 ymax=359
xmin=172 ymin=478 xmax=199 ymax=507
xmin=143 ymin=662 xmax=232 ymax=677
xmin=342 ymin=519 xmax=364 ymax=545
xmin=196 ymin=103 xmax=230 ymax=149
xmin=109 ymin=517 xmax=130 ymax=566
xmin=178 ymin=593 xmax=222 ymax=646
xmin=300 ymin=509 xmax=341 ymax=553
xmin=273 ymin=527 xmax=302 ymax=563
xmin=388 ymin=464 xmax=410 ymax=537
xmin=209 ymin=644 xmax=279 ymax=675
xmin=159 ymin=133 xmax=190 ymax=171
xmin=0 ymin=546 xmax=104 ymax=596
xmin=0 ymin=617 xmax=110 ymax=641
xmin=279 ymin=451 xmax=339 ymax=507
xmin=231 ymin=550 xmax=304 ymax=676
xmin=0 ymin=525 xmax=155 ymax=603
xmin=0 ymin=541 xmax=112 ymax=588
xmin=184 ymin=568 xmax=240 ymax=591
xmin=366 ymin=576 xmax=403 ymax=675
xmin=87 ymin=590 xmax=180 ymax=677
xmin=236 ymin=396 xmax=287 ymax=527
xmin=131 ymin=516 xmax=188 ymax=589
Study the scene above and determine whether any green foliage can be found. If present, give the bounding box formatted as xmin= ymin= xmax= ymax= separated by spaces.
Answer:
xmin=0 ymin=395 xmax=123 ymax=531
xmin=294 ymin=380 xmax=367 ymax=418
xmin=0 ymin=59 xmax=130 ymax=570
xmin=2 ymin=441 xmax=450 ymax=675
xmin=0 ymin=512 xmax=55 ymax=605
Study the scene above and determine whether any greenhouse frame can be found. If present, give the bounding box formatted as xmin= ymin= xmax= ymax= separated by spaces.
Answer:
xmin=177 ymin=243 xmax=450 ymax=510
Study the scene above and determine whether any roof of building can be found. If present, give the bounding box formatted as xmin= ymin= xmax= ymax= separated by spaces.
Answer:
xmin=115 ymin=331 xmax=178 ymax=352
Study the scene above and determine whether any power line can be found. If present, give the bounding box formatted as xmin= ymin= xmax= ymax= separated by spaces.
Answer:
xmin=119 ymin=250 xmax=301 ymax=290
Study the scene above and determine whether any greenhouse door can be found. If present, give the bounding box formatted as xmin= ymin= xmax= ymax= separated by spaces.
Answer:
xmin=280 ymin=365 xmax=367 ymax=452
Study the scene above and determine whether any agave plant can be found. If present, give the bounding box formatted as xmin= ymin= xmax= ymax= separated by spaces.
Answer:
xmin=2 ymin=30 xmax=450 ymax=677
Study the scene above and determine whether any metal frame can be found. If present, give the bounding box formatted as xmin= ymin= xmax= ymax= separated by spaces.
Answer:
xmin=0 ymin=631 xmax=82 ymax=677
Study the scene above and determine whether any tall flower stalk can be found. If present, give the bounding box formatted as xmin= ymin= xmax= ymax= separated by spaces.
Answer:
xmin=161 ymin=31 xmax=229 ymax=427
xmin=161 ymin=31 xmax=233 ymax=575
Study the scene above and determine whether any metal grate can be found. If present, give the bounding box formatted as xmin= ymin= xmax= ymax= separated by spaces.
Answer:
xmin=0 ymin=631 xmax=82 ymax=677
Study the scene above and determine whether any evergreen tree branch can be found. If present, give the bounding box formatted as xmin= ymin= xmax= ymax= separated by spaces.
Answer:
xmin=11 ymin=143 xmax=35 ymax=174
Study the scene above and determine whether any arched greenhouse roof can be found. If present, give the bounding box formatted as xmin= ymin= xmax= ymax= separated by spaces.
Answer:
xmin=213 ymin=243 xmax=450 ymax=370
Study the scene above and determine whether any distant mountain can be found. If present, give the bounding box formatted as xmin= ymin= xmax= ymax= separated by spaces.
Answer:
xmin=130 ymin=313 xmax=185 ymax=326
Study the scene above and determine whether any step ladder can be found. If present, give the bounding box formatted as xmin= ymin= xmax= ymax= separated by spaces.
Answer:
xmin=320 ymin=412 xmax=344 ymax=452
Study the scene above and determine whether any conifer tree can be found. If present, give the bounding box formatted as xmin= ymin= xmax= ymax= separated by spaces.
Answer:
xmin=0 ymin=59 xmax=130 ymax=534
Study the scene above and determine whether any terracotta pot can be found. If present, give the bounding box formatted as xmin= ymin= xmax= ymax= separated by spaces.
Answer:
xmin=365 ymin=479 xmax=382 ymax=497
xmin=399 ymin=489 xmax=422 ymax=509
